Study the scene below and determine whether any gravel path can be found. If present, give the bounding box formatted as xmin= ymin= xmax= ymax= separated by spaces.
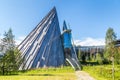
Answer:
xmin=75 ymin=71 xmax=95 ymax=80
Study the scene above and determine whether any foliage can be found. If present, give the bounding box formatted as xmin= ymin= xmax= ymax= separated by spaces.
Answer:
xmin=77 ymin=48 xmax=81 ymax=61
xmin=0 ymin=49 xmax=17 ymax=75
xmin=83 ymin=65 xmax=120 ymax=80
xmin=96 ymin=53 xmax=104 ymax=65
xmin=0 ymin=28 xmax=23 ymax=75
xmin=114 ymin=48 xmax=120 ymax=64
xmin=80 ymin=52 xmax=86 ymax=62
xmin=105 ymin=27 xmax=116 ymax=45
xmin=1 ymin=28 xmax=15 ymax=53
xmin=0 ymin=48 xmax=22 ymax=75
xmin=104 ymin=27 xmax=119 ymax=64
xmin=105 ymin=28 xmax=120 ymax=64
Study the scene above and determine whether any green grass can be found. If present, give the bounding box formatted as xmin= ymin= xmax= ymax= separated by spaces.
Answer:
xmin=1 ymin=64 xmax=120 ymax=80
xmin=0 ymin=67 xmax=76 ymax=80
xmin=83 ymin=65 xmax=120 ymax=80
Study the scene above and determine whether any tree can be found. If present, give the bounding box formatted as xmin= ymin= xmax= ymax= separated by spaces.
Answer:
xmin=0 ymin=28 xmax=22 ymax=75
xmin=105 ymin=27 xmax=117 ymax=80
xmin=2 ymin=28 xmax=15 ymax=51
xmin=104 ymin=27 xmax=117 ymax=62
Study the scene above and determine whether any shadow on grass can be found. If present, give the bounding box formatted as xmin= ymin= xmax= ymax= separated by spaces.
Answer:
xmin=81 ymin=61 xmax=98 ymax=66
xmin=25 ymin=74 xmax=55 ymax=76
xmin=0 ymin=74 xmax=56 ymax=76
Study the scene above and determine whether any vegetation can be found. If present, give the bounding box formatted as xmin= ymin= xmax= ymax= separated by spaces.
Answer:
xmin=78 ymin=27 xmax=120 ymax=80
xmin=96 ymin=53 xmax=104 ymax=65
xmin=0 ymin=27 xmax=120 ymax=80
xmin=114 ymin=48 xmax=120 ymax=64
xmin=78 ymin=27 xmax=120 ymax=65
xmin=104 ymin=27 xmax=117 ymax=63
xmin=104 ymin=27 xmax=120 ymax=80
xmin=83 ymin=65 xmax=120 ymax=80
xmin=0 ymin=67 xmax=76 ymax=80
xmin=0 ymin=28 xmax=22 ymax=75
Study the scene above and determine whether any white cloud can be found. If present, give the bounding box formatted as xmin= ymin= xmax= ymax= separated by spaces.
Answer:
xmin=15 ymin=36 xmax=105 ymax=46
xmin=15 ymin=36 xmax=26 ymax=45
xmin=74 ymin=37 xmax=105 ymax=46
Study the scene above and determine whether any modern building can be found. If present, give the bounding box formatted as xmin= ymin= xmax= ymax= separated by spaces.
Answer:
xmin=75 ymin=45 xmax=105 ymax=60
xmin=18 ymin=7 xmax=80 ymax=70
xmin=115 ymin=39 xmax=120 ymax=47
xmin=18 ymin=7 xmax=65 ymax=70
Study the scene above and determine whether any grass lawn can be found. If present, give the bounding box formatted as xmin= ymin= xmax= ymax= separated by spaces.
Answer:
xmin=83 ymin=64 xmax=120 ymax=80
xmin=0 ymin=67 xmax=76 ymax=80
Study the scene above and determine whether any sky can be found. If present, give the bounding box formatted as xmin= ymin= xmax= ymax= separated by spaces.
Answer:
xmin=0 ymin=0 xmax=120 ymax=46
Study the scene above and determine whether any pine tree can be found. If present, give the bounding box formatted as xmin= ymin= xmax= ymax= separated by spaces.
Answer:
xmin=0 ymin=28 xmax=22 ymax=75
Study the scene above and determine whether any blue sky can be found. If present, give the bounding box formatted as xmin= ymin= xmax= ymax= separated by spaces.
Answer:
xmin=0 ymin=0 xmax=120 ymax=46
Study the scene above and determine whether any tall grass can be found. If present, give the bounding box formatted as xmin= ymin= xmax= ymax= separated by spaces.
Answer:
xmin=83 ymin=65 xmax=120 ymax=80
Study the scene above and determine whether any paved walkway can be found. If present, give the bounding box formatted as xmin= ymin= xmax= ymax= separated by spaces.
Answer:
xmin=75 ymin=71 xmax=95 ymax=80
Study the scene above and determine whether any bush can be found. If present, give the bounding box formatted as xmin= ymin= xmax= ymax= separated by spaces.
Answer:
xmin=96 ymin=53 xmax=104 ymax=65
